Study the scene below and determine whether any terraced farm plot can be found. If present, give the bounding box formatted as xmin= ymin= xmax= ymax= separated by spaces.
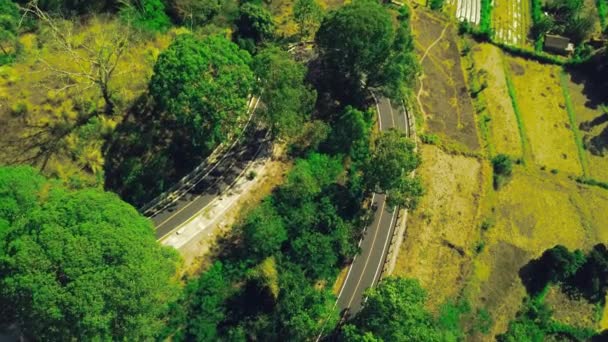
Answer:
xmin=492 ymin=0 xmax=531 ymax=47
xmin=507 ymin=57 xmax=583 ymax=175
xmin=446 ymin=0 xmax=481 ymax=24
xmin=394 ymin=145 xmax=483 ymax=309
xmin=563 ymin=72 xmax=608 ymax=181
xmin=471 ymin=168 xmax=608 ymax=335
xmin=472 ymin=44 xmax=522 ymax=156
xmin=413 ymin=10 xmax=480 ymax=151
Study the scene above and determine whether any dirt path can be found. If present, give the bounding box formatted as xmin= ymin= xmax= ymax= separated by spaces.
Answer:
xmin=416 ymin=22 xmax=451 ymax=119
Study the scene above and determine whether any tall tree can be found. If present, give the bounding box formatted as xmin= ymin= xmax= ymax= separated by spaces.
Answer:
xmin=340 ymin=277 xmax=443 ymax=341
xmin=253 ymin=46 xmax=316 ymax=139
xmin=149 ymin=33 xmax=254 ymax=157
xmin=236 ymin=2 xmax=275 ymax=44
xmin=0 ymin=166 xmax=180 ymax=340
xmin=23 ymin=3 xmax=132 ymax=116
xmin=293 ymin=0 xmax=323 ymax=39
xmin=364 ymin=129 xmax=423 ymax=208
xmin=242 ymin=200 xmax=288 ymax=259
xmin=316 ymin=1 xmax=418 ymax=100
xmin=316 ymin=0 xmax=390 ymax=96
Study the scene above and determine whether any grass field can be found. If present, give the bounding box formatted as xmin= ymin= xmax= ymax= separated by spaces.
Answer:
xmin=394 ymin=144 xmax=485 ymax=309
xmin=412 ymin=9 xmax=480 ymax=152
xmin=506 ymin=57 xmax=583 ymax=175
xmin=471 ymin=43 xmax=523 ymax=157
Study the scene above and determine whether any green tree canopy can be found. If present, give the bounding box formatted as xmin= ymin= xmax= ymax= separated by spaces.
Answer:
xmin=149 ymin=33 xmax=254 ymax=156
xmin=120 ymin=0 xmax=172 ymax=32
xmin=316 ymin=0 xmax=417 ymax=99
xmin=242 ymin=199 xmax=288 ymax=259
xmin=341 ymin=277 xmax=443 ymax=341
xmin=253 ymin=46 xmax=316 ymax=139
xmin=294 ymin=0 xmax=323 ymax=39
xmin=330 ymin=106 xmax=373 ymax=165
xmin=364 ymin=129 xmax=423 ymax=208
xmin=0 ymin=166 xmax=180 ymax=340
xmin=236 ymin=2 xmax=275 ymax=44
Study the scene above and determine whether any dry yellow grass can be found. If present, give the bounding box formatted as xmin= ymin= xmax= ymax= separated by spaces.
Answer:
xmin=470 ymin=167 xmax=608 ymax=335
xmin=507 ymin=57 xmax=583 ymax=175
xmin=394 ymin=144 xmax=485 ymax=309
xmin=472 ymin=43 xmax=522 ymax=157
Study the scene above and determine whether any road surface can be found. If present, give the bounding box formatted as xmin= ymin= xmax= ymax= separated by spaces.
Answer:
xmin=151 ymin=127 xmax=268 ymax=240
xmin=336 ymin=95 xmax=409 ymax=315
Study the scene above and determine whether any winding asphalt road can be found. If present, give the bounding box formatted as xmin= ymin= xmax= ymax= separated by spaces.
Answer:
xmin=151 ymin=127 xmax=268 ymax=240
xmin=336 ymin=95 xmax=409 ymax=315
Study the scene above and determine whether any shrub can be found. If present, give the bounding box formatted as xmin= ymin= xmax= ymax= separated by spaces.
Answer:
xmin=491 ymin=154 xmax=513 ymax=189
xmin=420 ymin=133 xmax=440 ymax=145
xmin=430 ymin=0 xmax=444 ymax=10
xmin=120 ymin=0 xmax=172 ymax=32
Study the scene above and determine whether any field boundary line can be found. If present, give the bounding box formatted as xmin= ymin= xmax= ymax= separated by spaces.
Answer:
xmin=559 ymin=71 xmax=589 ymax=177
xmin=502 ymin=56 xmax=532 ymax=162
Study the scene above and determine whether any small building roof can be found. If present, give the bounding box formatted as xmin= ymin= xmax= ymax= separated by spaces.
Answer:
xmin=544 ymin=34 xmax=571 ymax=51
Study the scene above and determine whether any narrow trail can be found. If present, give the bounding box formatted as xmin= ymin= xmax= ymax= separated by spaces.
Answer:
xmin=416 ymin=22 xmax=451 ymax=118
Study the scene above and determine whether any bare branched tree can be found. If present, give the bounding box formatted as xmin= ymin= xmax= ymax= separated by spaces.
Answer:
xmin=21 ymin=1 xmax=132 ymax=116
xmin=3 ymin=2 xmax=135 ymax=170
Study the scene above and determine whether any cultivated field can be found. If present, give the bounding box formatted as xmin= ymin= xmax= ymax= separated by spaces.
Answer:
xmin=412 ymin=10 xmax=480 ymax=152
xmin=506 ymin=57 xmax=583 ymax=175
xmin=492 ymin=0 xmax=531 ymax=47
xmin=471 ymin=43 xmax=523 ymax=156
xmin=563 ymin=72 xmax=608 ymax=181
xmin=398 ymin=8 xmax=608 ymax=336
xmin=394 ymin=145 xmax=484 ymax=309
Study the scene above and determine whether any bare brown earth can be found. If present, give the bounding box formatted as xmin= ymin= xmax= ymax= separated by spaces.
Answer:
xmin=412 ymin=9 xmax=480 ymax=152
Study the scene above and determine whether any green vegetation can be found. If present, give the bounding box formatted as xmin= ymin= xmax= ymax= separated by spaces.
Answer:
xmin=503 ymin=62 xmax=532 ymax=162
xmin=498 ymin=293 xmax=597 ymax=341
xmin=480 ymin=0 xmax=493 ymax=36
xmin=340 ymin=278 xmax=444 ymax=341
xmin=430 ymin=0 xmax=445 ymax=11
xmin=294 ymin=0 xmax=324 ymax=39
xmin=0 ymin=0 xmax=20 ymax=64
xmin=0 ymin=166 xmax=180 ymax=340
xmin=365 ymin=129 xmax=423 ymax=208
xmin=253 ymin=46 xmax=316 ymax=139
xmin=535 ymin=0 xmax=597 ymax=44
xmin=150 ymin=34 xmax=253 ymax=154
xmin=316 ymin=2 xmax=418 ymax=101
xmin=119 ymin=0 xmax=172 ymax=32
xmin=106 ymin=33 xmax=254 ymax=206
xmin=491 ymin=154 xmax=513 ymax=189
xmin=598 ymin=0 xmax=608 ymax=29
xmin=521 ymin=244 xmax=608 ymax=303
xmin=236 ymin=2 xmax=276 ymax=48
